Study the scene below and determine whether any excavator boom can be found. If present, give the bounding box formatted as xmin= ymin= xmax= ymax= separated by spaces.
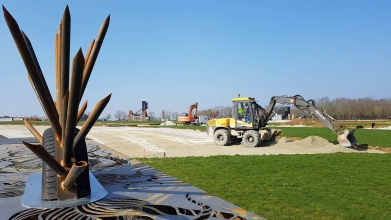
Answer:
xmin=262 ymin=95 xmax=357 ymax=147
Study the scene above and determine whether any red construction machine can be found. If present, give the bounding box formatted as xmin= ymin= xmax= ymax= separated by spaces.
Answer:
xmin=177 ymin=102 xmax=198 ymax=125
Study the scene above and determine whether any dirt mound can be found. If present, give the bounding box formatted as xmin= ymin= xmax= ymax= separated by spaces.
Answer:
xmin=270 ymin=136 xmax=356 ymax=154
xmin=160 ymin=121 xmax=176 ymax=126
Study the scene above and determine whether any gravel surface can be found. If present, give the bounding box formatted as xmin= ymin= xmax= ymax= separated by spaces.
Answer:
xmin=0 ymin=125 xmax=384 ymax=158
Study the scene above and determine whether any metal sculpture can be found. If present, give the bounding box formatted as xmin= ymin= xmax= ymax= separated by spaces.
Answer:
xmin=3 ymin=5 xmax=111 ymax=204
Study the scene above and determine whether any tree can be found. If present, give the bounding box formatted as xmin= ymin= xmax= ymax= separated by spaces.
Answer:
xmin=115 ymin=110 xmax=127 ymax=121
xmin=164 ymin=110 xmax=171 ymax=120
xmin=105 ymin=113 xmax=111 ymax=121
xmin=170 ymin=112 xmax=180 ymax=121
xmin=148 ymin=112 xmax=158 ymax=120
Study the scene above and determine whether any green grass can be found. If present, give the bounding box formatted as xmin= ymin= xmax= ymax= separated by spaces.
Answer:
xmin=0 ymin=121 xmax=51 ymax=125
xmin=340 ymin=120 xmax=391 ymax=128
xmin=267 ymin=120 xmax=391 ymax=128
xmin=137 ymin=154 xmax=391 ymax=220
xmin=95 ymin=120 xmax=162 ymax=126
xmin=270 ymin=127 xmax=391 ymax=148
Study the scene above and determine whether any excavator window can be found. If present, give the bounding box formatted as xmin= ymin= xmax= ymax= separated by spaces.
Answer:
xmin=237 ymin=103 xmax=245 ymax=120
xmin=234 ymin=102 xmax=254 ymax=128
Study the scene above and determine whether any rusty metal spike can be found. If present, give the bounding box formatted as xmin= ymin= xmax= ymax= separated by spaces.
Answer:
xmin=3 ymin=6 xmax=61 ymax=139
xmin=24 ymin=119 xmax=43 ymax=143
xmin=22 ymin=33 xmax=59 ymax=128
xmin=61 ymin=90 xmax=69 ymax=148
xmin=22 ymin=141 xmax=68 ymax=178
xmin=73 ymin=94 xmax=111 ymax=149
xmin=55 ymin=32 xmax=61 ymax=114
xmin=77 ymin=100 xmax=88 ymax=124
xmin=56 ymin=23 xmax=63 ymax=119
xmin=60 ymin=6 xmax=71 ymax=125
xmin=63 ymin=49 xmax=84 ymax=167
xmin=61 ymin=161 xmax=87 ymax=191
xmin=85 ymin=39 xmax=95 ymax=67
xmin=80 ymin=15 xmax=110 ymax=100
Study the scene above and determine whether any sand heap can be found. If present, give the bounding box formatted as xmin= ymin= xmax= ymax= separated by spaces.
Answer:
xmin=270 ymin=136 xmax=356 ymax=154
xmin=160 ymin=121 xmax=176 ymax=126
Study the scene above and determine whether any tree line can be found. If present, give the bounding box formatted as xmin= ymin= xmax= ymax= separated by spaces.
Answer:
xmin=303 ymin=97 xmax=391 ymax=120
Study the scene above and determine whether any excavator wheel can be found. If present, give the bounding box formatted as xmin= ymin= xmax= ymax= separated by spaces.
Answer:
xmin=243 ymin=130 xmax=260 ymax=148
xmin=213 ymin=129 xmax=231 ymax=146
xmin=270 ymin=134 xmax=276 ymax=141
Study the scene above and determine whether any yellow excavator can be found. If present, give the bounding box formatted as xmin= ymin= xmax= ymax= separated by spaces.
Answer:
xmin=206 ymin=94 xmax=357 ymax=148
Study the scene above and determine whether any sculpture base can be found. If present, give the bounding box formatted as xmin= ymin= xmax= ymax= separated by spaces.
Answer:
xmin=21 ymin=172 xmax=107 ymax=208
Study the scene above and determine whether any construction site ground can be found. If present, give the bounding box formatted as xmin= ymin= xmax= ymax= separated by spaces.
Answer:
xmin=0 ymin=124 xmax=387 ymax=159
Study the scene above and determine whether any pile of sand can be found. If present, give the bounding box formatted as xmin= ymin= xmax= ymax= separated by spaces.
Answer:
xmin=159 ymin=121 xmax=176 ymax=126
xmin=269 ymin=136 xmax=356 ymax=154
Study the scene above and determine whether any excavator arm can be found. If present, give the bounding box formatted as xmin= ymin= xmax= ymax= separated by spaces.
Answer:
xmin=188 ymin=102 xmax=198 ymax=117
xmin=259 ymin=95 xmax=357 ymax=147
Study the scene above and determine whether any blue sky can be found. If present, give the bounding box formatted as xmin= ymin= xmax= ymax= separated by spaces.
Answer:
xmin=1 ymin=1 xmax=390 ymax=118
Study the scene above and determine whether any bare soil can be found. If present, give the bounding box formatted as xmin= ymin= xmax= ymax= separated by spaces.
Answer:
xmin=0 ymin=125 xmax=385 ymax=158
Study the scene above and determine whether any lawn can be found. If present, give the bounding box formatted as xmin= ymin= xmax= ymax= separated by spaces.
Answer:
xmin=138 ymin=153 xmax=391 ymax=220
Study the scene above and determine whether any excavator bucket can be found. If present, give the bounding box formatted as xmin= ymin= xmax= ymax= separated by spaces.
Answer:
xmin=337 ymin=129 xmax=357 ymax=147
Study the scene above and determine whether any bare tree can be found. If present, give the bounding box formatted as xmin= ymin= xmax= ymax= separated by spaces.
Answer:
xmin=115 ymin=110 xmax=127 ymax=121
xmin=164 ymin=110 xmax=171 ymax=120
xmin=148 ymin=112 xmax=158 ymax=120
xmin=105 ymin=113 xmax=111 ymax=121
xmin=170 ymin=112 xmax=180 ymax=121
xmin=220 ymin=106 xmax=233 ymax=118
xmin=315 ymin=97 xmax=391 ymax=120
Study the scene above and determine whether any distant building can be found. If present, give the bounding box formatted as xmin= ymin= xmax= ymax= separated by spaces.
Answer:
xmin=271 ymin=114 xmax=282 ymax=121
xmin=273 ymin=106 xmax=290 ymax=119
xmin=0 ymin=116 xmax=46 ymax=121
xmin=0 ymin=116 xmax=13 ymax=122
xmin=80 ymin=114 xmax=89 ymax=122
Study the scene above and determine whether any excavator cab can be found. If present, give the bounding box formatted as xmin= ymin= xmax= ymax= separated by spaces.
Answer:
xmin=232 ymin=97 xmax=260 ymax=129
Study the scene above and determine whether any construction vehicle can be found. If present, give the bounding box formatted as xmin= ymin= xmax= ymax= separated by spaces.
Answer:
xmin=198 ymin=116 xmax=209 ymax=125
xmin=177 ymin=102 xmax=198 ymax=125
xmin=206 ymin=94 xmax=357 ymax=148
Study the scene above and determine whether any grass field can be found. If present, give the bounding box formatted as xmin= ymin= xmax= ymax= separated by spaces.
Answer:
xmin=138 ymin=153 xmax=391 ymax=220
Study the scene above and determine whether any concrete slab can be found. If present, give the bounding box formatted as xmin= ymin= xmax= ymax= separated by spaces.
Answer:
xmin=0 ymin=137 xmax=39 ymax=145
